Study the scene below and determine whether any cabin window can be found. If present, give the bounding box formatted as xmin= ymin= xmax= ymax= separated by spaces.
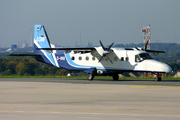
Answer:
xmin=86 ymin=56 xmax=89 ymax=61
xmin=121 ymin=57 xmax=124 ymax=61
xmin=72 ymin=56 xmax=75 ymax=60
xmin=79 ymin=56 xmax=82 ymax=60
xmin=126 ymin=57 xmax=129 ymax=61
xmin=92 ymin=57 xmax=95 ymax=61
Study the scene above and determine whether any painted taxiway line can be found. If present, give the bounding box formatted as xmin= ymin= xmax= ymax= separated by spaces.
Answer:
xmin=130 ymin=85 xmax=180 ymax=89
xmin=0 ymin=111 xmax=180 ymax=118
xmin=1 ymin=85 xmax=179 ymax=97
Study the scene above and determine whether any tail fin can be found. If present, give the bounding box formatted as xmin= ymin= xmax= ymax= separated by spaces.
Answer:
xmin=34 ymin=25 xmax=56 ymax=66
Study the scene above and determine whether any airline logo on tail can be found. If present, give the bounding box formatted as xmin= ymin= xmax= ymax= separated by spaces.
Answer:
xmin=36 ymin=37 xmax=46 ymax=42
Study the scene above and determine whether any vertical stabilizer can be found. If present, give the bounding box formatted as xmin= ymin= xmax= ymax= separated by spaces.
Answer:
xmin=33 ymin=25 xmax=56 ymax=66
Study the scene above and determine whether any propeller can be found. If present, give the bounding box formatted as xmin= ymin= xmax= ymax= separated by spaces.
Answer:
xmin=144 ymin=39 xmax=149 ymax=51
xmin=99 ymin=40 xmax=114 ymax=64
xmin=135 ymin=40 xmax=149 ymax=51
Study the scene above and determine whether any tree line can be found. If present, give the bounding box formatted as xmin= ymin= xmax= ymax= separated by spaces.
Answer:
xmin=0 ymin=56 xmax=69 ymax=76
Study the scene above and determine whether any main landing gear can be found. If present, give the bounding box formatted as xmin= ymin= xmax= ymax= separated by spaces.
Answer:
xmin=87 ymin=74 xmax=94 ymax=81
xmin=87 ymin=74 xmax=119 ymax=81
xmin=154 ymin=73 xmax=162 ymax=82
xmin=112 ymin=74 xmax=119 ymax=80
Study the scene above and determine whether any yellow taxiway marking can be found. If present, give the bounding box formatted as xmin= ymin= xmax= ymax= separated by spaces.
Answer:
xmin=130 ymin=85 xmax=163 ymax=88
xmin=1 ymin=85 xmax=179 ymax=98
xmin=0 ymin=88 xmax=129 ymax=97
xmin=161 ymin=111 xmax=174 ymax=114
xmin=164 ymin=87 xmax=180 ymax=89
xmin=130 ymin=85 xmax=180 ymax=89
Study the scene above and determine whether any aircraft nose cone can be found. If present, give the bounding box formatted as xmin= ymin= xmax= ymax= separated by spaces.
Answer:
xmin=165 ymin=64 xmax=172 ymax=73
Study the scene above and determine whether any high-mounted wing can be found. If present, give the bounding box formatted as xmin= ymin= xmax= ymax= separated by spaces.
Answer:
xmin=145 ymin=49 xmax=165 ymax=53
xmin=135 ymin=40 xmax=165 ymax=55
xmin=36 ymin=47 xmax=95 ymax=51
xmin=145 ymin=49 xmax=165 ymax=56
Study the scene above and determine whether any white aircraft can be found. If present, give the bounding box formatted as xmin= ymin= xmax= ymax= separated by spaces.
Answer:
xmin=9 ymin=25 xmax=172 ymax=81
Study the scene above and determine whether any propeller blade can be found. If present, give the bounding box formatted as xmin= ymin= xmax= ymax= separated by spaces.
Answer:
xmin=99 ymin=40 xmax=105 ymax=50
xmin=98 ymin=56 xmax=104 ymax=63
xmin=107 ymin=56 xmax=113 ymax=64
xmin=135 ymin=47 xmax=140 ymax=50
xmin=107 ymin=42 xmax=114 ymax=51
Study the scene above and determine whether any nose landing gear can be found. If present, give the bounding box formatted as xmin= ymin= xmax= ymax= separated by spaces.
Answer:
xmin=154 ymin=73 xmax=162 ymax=81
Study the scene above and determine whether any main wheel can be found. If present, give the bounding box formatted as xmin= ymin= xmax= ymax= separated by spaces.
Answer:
xmin=113 ymin=74 xmax=119 ymax=80
xmin=87 ymin=74 xmax=94 ymax=81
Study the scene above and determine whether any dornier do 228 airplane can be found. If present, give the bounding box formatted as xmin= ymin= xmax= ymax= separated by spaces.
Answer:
xmin=9 ymin=25 xmax=172 ymax=81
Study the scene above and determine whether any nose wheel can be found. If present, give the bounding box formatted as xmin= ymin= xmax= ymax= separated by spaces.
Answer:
xmin=154 ymin=73 xmax=162 ymax=81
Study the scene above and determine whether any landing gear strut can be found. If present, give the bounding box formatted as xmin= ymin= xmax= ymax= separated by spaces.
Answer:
xmin=113 ymin=74 xmax=119 ymax=80
xmin=154 ymin=73 xmax=161 ymax=82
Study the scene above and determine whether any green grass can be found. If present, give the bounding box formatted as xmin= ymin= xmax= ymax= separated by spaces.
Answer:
xmin=0 ymin=75 xmax=180 ymax=80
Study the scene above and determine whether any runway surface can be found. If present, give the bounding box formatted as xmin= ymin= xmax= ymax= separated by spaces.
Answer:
xmin=0 ymin=78 xmax=180 ymax=120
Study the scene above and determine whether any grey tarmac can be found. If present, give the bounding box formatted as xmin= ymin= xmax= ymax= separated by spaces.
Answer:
xmin=0 ymin=78 xmax=180 ymax=120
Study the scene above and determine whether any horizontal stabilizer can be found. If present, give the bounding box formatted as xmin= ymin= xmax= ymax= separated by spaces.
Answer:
xmin=8 ymin=53 xmax=41 ymax=57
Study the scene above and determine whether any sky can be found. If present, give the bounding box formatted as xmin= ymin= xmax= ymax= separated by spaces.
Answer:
xmin=0 ymin=0 xmax=180 ymax=48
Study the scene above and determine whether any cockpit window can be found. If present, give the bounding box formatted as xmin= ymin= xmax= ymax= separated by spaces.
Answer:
xmin=135 ymin=55 xmax=140 ymax=62
xmin=135 ymin=53 xmax=152 ymax=62
xmin=139 ymin=53 xmax=152 ymax=60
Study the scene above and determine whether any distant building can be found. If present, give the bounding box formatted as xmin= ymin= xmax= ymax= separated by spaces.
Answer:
xmin=22 ymin=43 xmax=28 ymax=48
xmin=88 ymin=42 xmax=93 ymax=47
xmin=11 ymin=44 xmax=17 ymax=51
xmin=173 ymin=72 xmax=180 ymax=78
